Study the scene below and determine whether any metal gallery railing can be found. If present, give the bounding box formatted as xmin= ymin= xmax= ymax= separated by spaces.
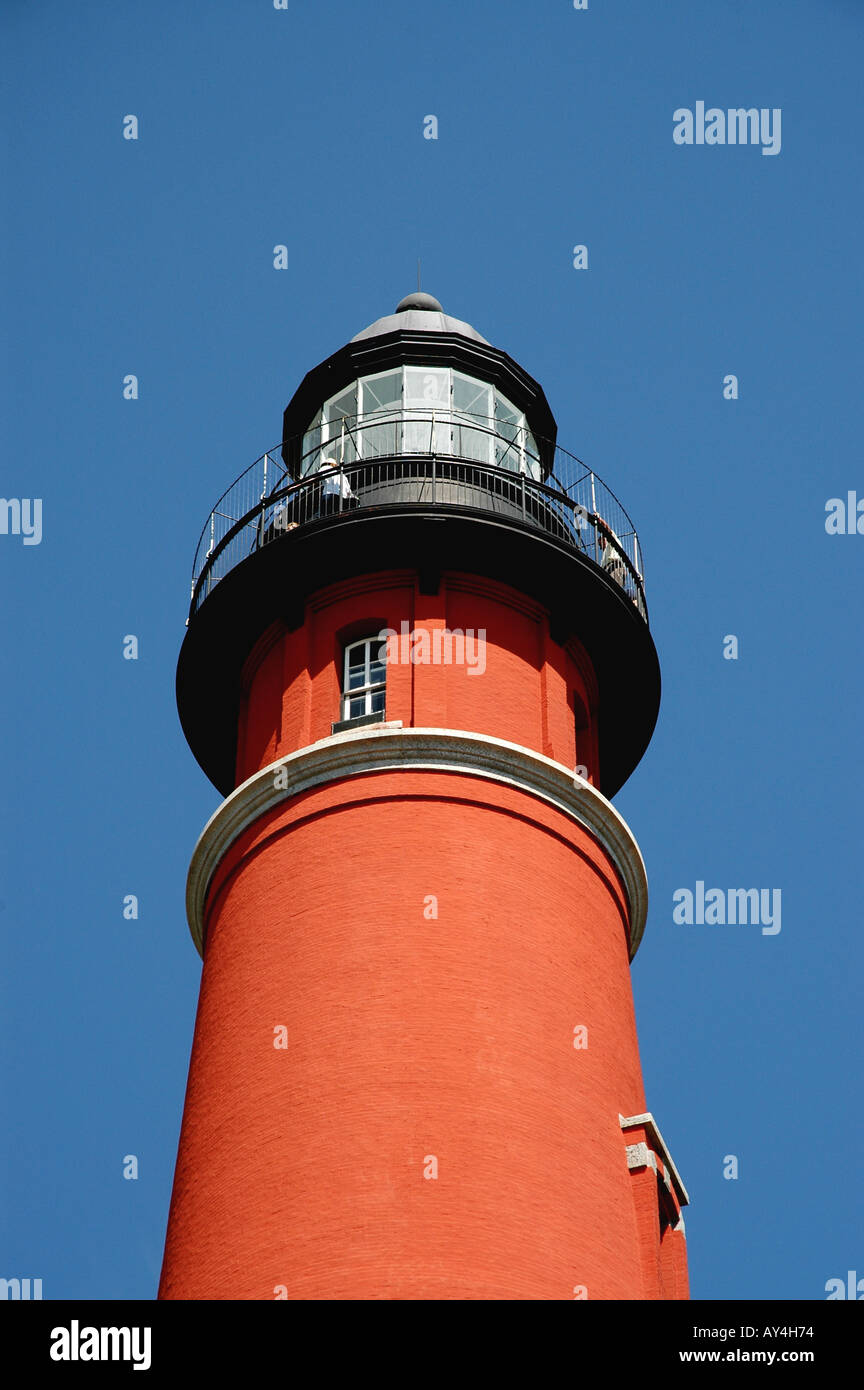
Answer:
xmin=188 ymin=415 xmax=648 ymax=623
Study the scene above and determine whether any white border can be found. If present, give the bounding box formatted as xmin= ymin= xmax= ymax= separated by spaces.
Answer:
xmin=186 ymin=725 xmax=649 ymax=960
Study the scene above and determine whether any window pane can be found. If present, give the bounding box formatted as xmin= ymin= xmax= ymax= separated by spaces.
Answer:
xmin=347 ymin=668 xmax=365 ymax=690
xmin=454 ymin=374 xmax=491 ymax=419
xmin=359 ymin=372 xmax=401 ymax=457
xmin=362 ymin=420 xmax=399 ymax=458
xmin=453 ymin=419 xmax=490 ymax=464
xmin=495 ymin=394 xmax=523 ymax=470
xmin=369 ymin=660 xmax=386 ymax=685
xmin=524 ymin=429 xmax=541 ymax=479
xmin=370 ymin=689 xmax=385 ymax=713
xmin=403 ymin=368 xmax=450 ymax=454
xmin=301 ymin=410 xmax=323 ymax=476
xmin=347 ymin=644 xmax=366 ymax=668
xmin=362 ymin=371 xmax=401 ymax=413
xmin=453 ymin=375 xmax=492 ymax=463
xmin=328 ymin=385 xmax=356 ymax=420
xmin=404 ymin=416 xmax=441 ymax=453
xmin=349 ymin=696 xmax=366 ymax=718
xmin=325 ymin=385 xmax=358 ymax=463
xmin=405 ymin=368 xmax=448 ymax=406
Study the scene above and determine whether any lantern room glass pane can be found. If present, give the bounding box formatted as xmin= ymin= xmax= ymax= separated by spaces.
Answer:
xmin=524 ymin=428 xmax=540 ymax=476
xmin=359 ymin=370 xmax=401 ymax=458
xmin=363 ymin=371 xmax=401 ymax=413
xmin=494 ymin=396 xmax=523 ymax=471
xmin=301 ymin=408 xmax=323 ymax=475
xmin=404 ymin=368 xmax=450 ymax=453
xmin=453 ymin=374 xmax=491 ymax=419
xmin=453 ymin=373 xmax=492 ymax=463
xmin=404 ymin=367 xmax=448 ymax=406
xmin=325 ymin=385 xmax=358 ymax=464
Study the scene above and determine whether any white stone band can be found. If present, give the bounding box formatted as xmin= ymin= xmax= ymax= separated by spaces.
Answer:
xmin=621 ymin=1112 xmax=690 ymax=1208
xmin=186 ymin=724 xmax=649 ymax=959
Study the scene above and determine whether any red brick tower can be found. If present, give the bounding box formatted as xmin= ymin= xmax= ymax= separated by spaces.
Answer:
xmin=159 ymin=292 xmax=689 ymax=1300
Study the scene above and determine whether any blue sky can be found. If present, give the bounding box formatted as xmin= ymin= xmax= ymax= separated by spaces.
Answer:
xmin=1 ymin=0 xmax=861 ymax=1300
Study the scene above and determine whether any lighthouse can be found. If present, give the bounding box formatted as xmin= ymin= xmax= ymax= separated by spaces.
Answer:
xmin=160 ymin=291 xmax=689 ymax=1301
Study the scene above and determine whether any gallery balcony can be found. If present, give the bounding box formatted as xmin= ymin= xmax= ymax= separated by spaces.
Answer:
xmin=188 ymin=415 xmax=648 ymax=625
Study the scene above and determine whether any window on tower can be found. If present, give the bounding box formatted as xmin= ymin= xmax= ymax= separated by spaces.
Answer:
xmin=341 ymin=636 xmax=387 ymax=722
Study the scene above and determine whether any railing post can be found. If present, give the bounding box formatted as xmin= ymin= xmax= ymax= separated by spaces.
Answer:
xmin=431 ymin=450 xmax=436 ymax=505
xmin=521 ymin=471 xmax=526 ymax=521
xmin=255 ymin=453 xmax=269 ymax=551
xmin=590 ymin=471 xmax=598 ymax=564
xmin=206 ymin=511 xmax=215 ymax=593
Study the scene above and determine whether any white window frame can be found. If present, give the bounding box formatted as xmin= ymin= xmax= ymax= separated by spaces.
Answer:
xmin=342 ymin=636 xmax=387 ymax=721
